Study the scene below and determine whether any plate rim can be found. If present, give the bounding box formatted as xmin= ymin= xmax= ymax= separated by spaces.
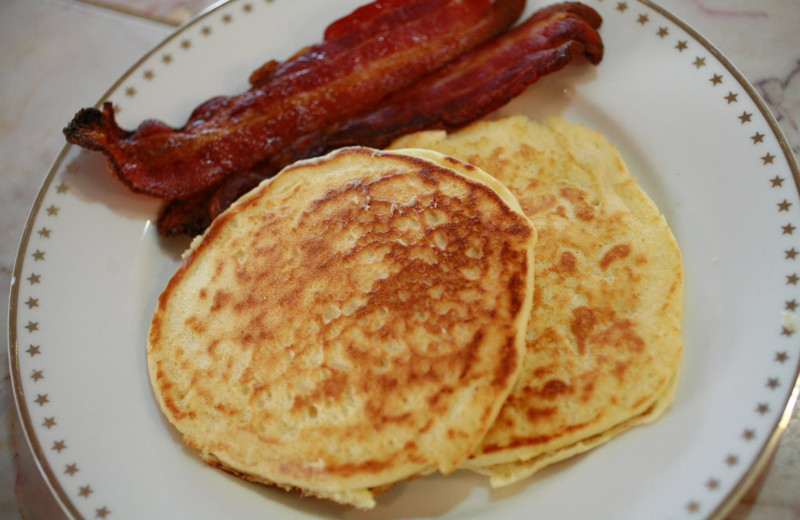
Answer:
xmin=5 ymin=2 xmax=239 ymax=518
xmin=639 ymin=0 xmax=800 ymax=517
xmin=6 ymin=0 xmax=800 ymax=519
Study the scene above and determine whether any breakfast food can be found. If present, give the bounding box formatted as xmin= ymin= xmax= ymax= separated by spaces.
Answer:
xmin=390 ymin=115 xmax=683 ymax=486
xmin=158 ymin=1 xmax=603 ymax=237
xmin=63 ymin=0 xmax=524 ymax=200
xmin=147 ymin=147 xmax=537 ymax=508
xmin=62 ymin=0 xmax=605 ymax=237
xmin=315 ymin=1 xmax=603 ymax=153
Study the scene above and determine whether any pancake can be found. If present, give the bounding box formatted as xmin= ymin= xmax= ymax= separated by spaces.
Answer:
xmin=390 ymin=115 xmax=684 ymax=486
xmin=147 ymin=146 xmax=537 ymax=508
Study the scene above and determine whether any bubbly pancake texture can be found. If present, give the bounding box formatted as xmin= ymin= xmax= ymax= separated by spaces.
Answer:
xmin=147 ymin=146 xmax=536 ymax=508
xmin=390 ymin=115 xmax=683 ymax=486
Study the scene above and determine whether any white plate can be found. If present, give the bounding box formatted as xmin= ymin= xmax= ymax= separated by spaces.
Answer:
xmin=8 ymin=1 xmax=800 ymax=519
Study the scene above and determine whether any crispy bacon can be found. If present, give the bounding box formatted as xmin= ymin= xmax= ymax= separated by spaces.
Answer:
xmin=324 ymin=0 xmax=453 ymax=43
xmin=250 ymin=0 xmax=463 ymax=88
xmin=522 ymin=0 xmax=602 ymax=28
xmin=157 ymin=2 xmax=603 ymax=236
xmin=308 ymin=5 xmax=604 ymax=151
xmin=155 ymin=183 xmax=219 ymax=238
xmin=64 ymin=0 xmax=523 ymax=200
xmin=158 ymin=170 xmax=272 ymax=236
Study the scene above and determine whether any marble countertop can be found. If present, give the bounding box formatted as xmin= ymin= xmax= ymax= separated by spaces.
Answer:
xmin=1 ymin=0 xmax=798 ymax=519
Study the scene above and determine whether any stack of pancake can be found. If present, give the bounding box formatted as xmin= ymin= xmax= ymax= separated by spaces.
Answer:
xmin=147 ymin=116 xmax=683 ymax=508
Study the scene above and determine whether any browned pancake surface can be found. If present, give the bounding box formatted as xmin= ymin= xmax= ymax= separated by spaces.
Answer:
xmin=147 ymin=147 xmax=535 ymax=506
xmin=391 ymin=116 xmax=683 ymax=484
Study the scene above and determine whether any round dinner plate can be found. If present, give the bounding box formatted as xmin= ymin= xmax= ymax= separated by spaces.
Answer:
xmin=8 ymin=0 xmax=800 ymax=519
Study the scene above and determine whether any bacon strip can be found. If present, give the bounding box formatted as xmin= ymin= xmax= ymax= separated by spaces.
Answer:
xmin=156 ymin=2 xmax=603 ymax=236
xmin=324 ymin=0 xmax=452 ymax=43
xmin=64 ymin=0 xmax=523 ymax=200
xmin=250 ymin=0 xmax=458 ymax=88
xmin=158 ymin=170 xmax=272 ymax=236
xmin=523 ymin=1 xmax=602 ymax=28
xmin=309 ymin=7 xmax=604 ymax=152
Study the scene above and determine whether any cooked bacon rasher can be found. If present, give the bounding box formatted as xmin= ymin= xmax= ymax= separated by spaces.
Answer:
xmin=64 ymin=0 xmax=604 ymax=237
xmin=64 ymin=0 xmax=523 ymax=200
xmin=157 ymin=1 xmax=604 ymax=236
xmin=306 ymin=1 xmax=603 ymax=154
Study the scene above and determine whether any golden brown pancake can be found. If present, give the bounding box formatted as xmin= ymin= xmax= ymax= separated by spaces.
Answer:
xmin=390 ymin=115 xmax=683 ymax=486
xmin=147 ymin=146 xmax=536 ymax=507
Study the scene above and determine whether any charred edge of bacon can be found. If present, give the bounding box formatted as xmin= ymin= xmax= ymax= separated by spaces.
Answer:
xmin=63 ymin=103 xmax=155 ymax=196
xmin=63 ymin=0 xmax=519 ymax=201
xmin=63 ymin=105 xmax=113 ymax=149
